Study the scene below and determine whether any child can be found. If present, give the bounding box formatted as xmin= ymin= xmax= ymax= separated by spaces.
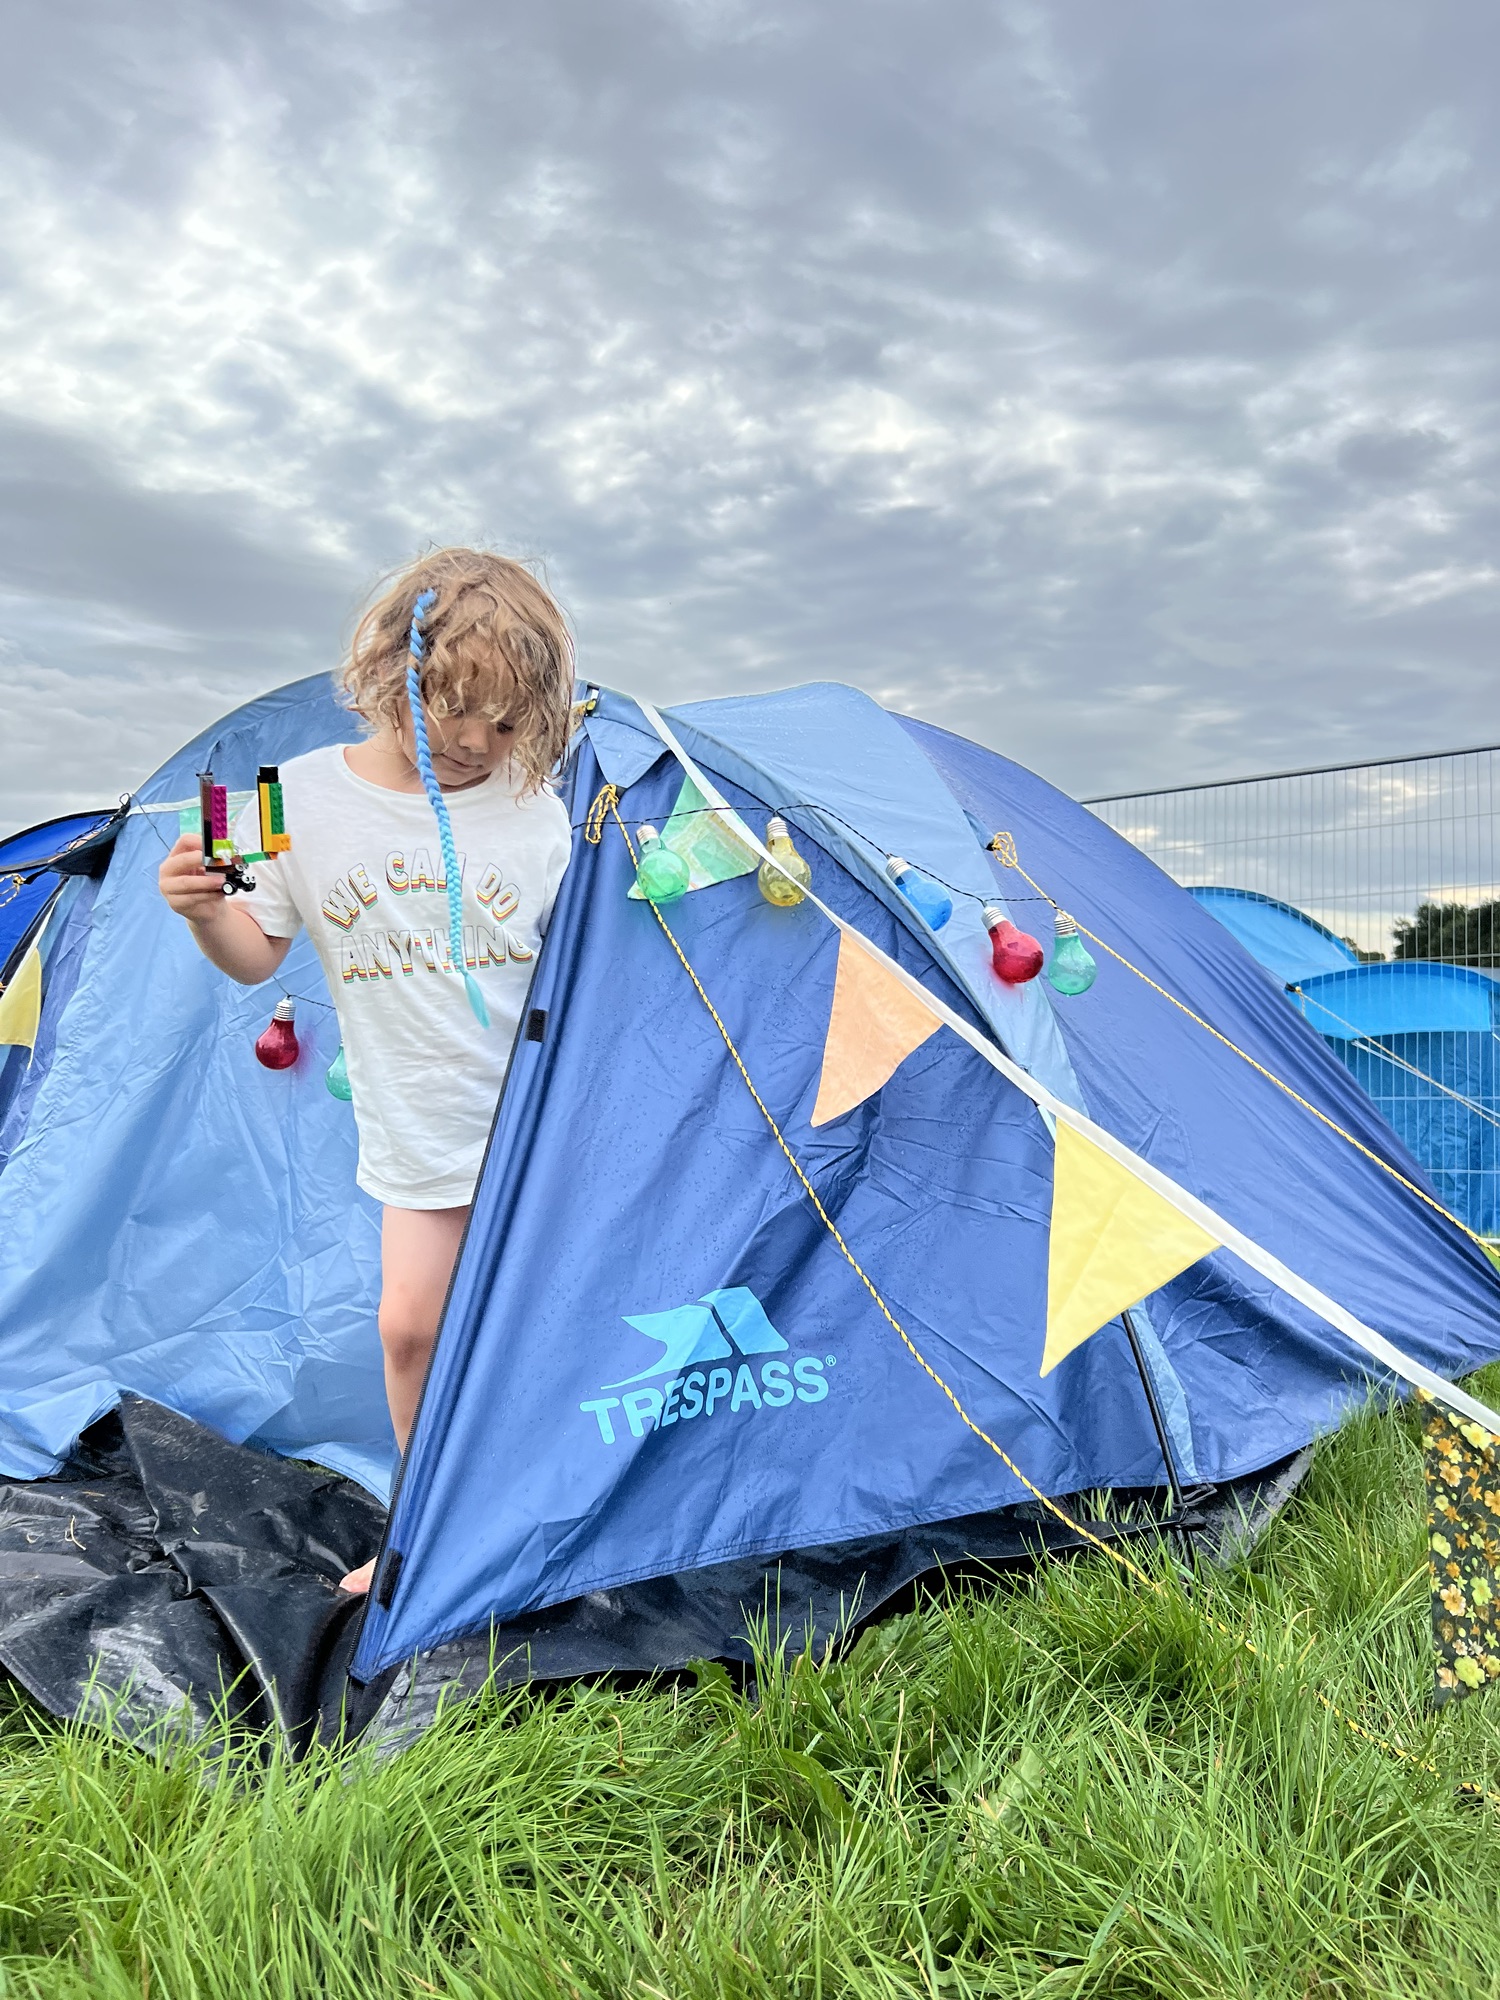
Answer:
xmin=158 ymin=548 xmax=575 ymax=1594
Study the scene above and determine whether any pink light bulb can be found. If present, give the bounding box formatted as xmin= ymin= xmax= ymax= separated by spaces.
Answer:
xmin=254 ymin=997 xmax=299 ymax=1070
xmin=983 ymin=907 xmax=1044 ymax=985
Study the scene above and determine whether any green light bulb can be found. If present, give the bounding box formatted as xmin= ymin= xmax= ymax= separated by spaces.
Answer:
xmin=634 ymin=825 xmax=690 ymax=905
xmin=326 ymin=1044 xmax=353 ymax=1100
xmin=758 ymin=816 xmax=812 ymax=906
xmin=1046 ymin=914 xmax=1097 ymax=996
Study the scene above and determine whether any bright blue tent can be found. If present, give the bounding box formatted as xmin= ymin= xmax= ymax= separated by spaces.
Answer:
xmin=1186 ymin=887 xmax=1359 ymax=986
xmin=1184 ymin=899 xmax=1500 ymax=1240
xmin=1290 ymin=964 xmax=1500 ymax=1238
xmin=3 ymin=677 xmax=1499 ymax=1686
xmin=0 ymin=679 xmax=389 ymax=1491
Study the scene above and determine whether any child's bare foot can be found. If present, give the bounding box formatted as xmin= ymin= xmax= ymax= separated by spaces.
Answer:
xmin=339 ymin=1558 xmax=376 ymax=1596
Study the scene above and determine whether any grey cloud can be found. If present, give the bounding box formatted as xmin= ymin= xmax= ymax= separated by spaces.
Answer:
xmin=1 ymin=0 xmax=1498 ymax=830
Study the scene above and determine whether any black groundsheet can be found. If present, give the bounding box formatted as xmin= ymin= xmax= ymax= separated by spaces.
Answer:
xmin=0 ymin=1396 xmax=1310 ymax=1755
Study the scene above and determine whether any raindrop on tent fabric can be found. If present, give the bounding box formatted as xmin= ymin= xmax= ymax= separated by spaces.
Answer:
xmin=886 ymin=855 xmax=952 ymax=930
xmin=758 ymin=816 xmax=812 ymax=906
xmin=254 ymin=997 xmax=299 ymax=1070
xmin=983 ymin=908 xmax=1044 ymax=985
xmin=634 ymin=825 xmax=690 ymax=905
xmin=1046 ymin=913 xmax=1098 ymax=996
xmin=326 ymin=1044 xmax=353 ymax=1100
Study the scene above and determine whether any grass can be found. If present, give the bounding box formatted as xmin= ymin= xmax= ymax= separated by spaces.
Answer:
xmin=5 ymin=1382 xmax=1500 ymax=1997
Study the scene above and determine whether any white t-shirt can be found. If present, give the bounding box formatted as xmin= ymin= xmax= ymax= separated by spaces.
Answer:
xmin=235 ymin=744 xmax=571 ymax=1209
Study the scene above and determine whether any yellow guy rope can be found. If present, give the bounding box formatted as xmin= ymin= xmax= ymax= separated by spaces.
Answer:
xmin=587 ymin=786 xmax=1500 ymax=1809
xmin=989 ymin=834 xmax=1495 ymax=1253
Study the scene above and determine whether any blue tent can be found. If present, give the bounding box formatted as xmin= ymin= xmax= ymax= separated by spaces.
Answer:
xmin=3 ymin=677 xmax=1499 ymax=1689
xmin=0 ymin=679 xmax=388 ymax=1490
xmin=1289 ymin=963 xmax=1500 ymax=1239
xmin=1183 ymin=897 xmax=1500 ymax=1240
xmin=1186 ymin=887 xmax=1359 ymax=986
xmin=0 ymin=807 xmax=126 ymax=1166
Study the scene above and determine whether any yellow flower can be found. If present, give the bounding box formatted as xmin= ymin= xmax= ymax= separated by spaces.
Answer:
xmin=1442 ymin=1462 xmax=1463 ymax=1487
xmin=1456 ymin=1656 xmax=1485 ymax=1689
xmin=1447 ymin=1561 xmax=1461 ymax=1579
xmin=1431 ymin=1533 xmax=1452 ymax=1557
xmin=1472 ymin=1578 xmax=1494 ymax=1608
xmin=1438 ymin=1666 xmax=1457 ymax=1689
xmin=1485 ymin=1490 xmax=1500 ymax=1514
xmin=1460 ymin=1422 xmax=1493 ymax=1450
xmin=1441 ymin=1585 xmax=1467 ymax=1615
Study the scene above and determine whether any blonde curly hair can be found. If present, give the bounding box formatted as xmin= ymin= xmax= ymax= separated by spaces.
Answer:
xmin=342 ymin=548 xmax=575 ymax=795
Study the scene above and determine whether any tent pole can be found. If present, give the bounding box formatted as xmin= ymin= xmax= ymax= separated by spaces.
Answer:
xmin=1119 ymin=1306 xmax=1187 ymax=1516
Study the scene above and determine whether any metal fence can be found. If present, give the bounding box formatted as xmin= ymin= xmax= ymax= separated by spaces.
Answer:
xmin=1086 ymin=746 xmax=1500 ymax=1237
xmin=1086 ymin=745 xmax=1500 ymax=964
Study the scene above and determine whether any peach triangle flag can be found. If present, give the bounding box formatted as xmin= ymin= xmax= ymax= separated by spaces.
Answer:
xmin=811 ymin=932 xmax=942 ymax=1127
xmin=1043 ymin=1119 xmax=1220 ymax=1375
xmin=0 ymin=945 xmax=42 ymax=1053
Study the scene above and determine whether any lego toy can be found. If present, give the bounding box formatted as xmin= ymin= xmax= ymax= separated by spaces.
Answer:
xmin=197 ymin=765 xmax=291 ymax=895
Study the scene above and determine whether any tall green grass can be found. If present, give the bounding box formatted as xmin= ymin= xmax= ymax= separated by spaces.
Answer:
xmin=5 ymin=1379 xmax=1500 ymax=1999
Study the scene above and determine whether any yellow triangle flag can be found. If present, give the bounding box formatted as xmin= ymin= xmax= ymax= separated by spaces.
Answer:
xmin=0 ymin=946 xmax=42 ymax=1053
xmin=1043 ymin=1120 xmax=1220 ymax=1376
xmin=811 ymin=932 xmax=942 ymax=1127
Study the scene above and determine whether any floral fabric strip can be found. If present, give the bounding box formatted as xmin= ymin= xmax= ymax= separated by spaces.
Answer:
xmin=1423 ymin=1388 xmax=1500 ymax=1703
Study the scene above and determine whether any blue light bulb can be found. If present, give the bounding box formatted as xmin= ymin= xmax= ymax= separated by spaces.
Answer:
xmin=886 ymin=855 xmax=952 ymax=931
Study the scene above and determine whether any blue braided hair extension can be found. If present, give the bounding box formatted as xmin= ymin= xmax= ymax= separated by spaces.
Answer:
xmin=406 ymin=588 xmax=491 ymax=1029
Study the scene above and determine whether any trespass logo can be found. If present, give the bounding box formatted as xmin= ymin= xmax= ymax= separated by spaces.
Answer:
xmin=579 ymin=1287 xmax=835 ymax=1446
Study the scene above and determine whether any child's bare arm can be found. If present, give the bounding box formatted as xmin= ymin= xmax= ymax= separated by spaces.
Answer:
xmin=158 ymin=833 xmax=294 ymax=985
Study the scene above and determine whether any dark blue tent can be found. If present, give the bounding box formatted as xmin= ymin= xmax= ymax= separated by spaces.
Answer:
xmin=2 ymin=677 xmax=1499 ymax=1698
xmin=0 ymin=807 xmax=126 ymax=1161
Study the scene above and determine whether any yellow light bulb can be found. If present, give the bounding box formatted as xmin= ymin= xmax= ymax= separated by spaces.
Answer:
xmin=758 ymin=816 xmax=812 ymax=907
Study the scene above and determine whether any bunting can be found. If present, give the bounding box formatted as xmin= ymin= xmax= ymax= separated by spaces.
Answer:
xmin=1043 ymin=1119 xmax=1220 ymax=1376
xmin=811 ymin=932 xmax=942 ymax=1127
xmin=0 ymin=945 xmax=41 ymax=1053
xmin=626 ymin=774 xmax=759 ymax=898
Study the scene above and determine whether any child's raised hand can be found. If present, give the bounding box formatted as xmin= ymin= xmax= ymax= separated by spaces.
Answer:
xmin=158 ymin=833 xmax=231 ymax=922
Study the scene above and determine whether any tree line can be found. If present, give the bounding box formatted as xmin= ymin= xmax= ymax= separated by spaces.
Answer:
xmin=1391 ymin=901 xmax=1500 ymax=967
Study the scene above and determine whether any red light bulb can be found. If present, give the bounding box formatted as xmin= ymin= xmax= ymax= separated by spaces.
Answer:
xmin=254 ymin=996 xmax=299 ymax=1070
xmin=983 ymin=907 xmax=1044 ymax=985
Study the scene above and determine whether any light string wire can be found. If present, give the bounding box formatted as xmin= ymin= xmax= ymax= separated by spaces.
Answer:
xmin=987 ymin=835 xmax=1498 ymax=1255
xmin=570 ymin=789 xmax=1499 ymax=1227
xmin=587 ymin=783 xmax=1500 ymax=1812
xmin=572 ymin=781 xmax=1500 ymax=1242
xmin=406 ymin=590 xmax=490 ymax=1030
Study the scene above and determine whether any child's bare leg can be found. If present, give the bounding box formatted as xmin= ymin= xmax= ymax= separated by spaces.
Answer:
xmin=377 ymin=1203 xmax=470 ymax=1449
xmin=339 ymin=1202 xmax=469 ymax=1595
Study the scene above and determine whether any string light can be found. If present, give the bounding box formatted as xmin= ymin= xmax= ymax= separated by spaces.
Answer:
xmin=983 ymin=907 xmax=1044 ymax=984
xmin=886 ymin=855 xmax=952 ymax=930
xmin=254 ymin=996 xmax=299 ymax=1070
xmin=758 ymin=816 xmax=812 ymax=906
xmin=634 ymin=825 xmax=690 ymax=904
xmin=1047 ymin=912 xmax=1098 ymax=995
xmin=326 ymin=1044 xmax=353 ymax=1100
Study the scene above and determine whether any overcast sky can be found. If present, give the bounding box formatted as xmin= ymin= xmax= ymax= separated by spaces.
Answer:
xmin=2 ymin=1 xmax=1496 ymax=827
